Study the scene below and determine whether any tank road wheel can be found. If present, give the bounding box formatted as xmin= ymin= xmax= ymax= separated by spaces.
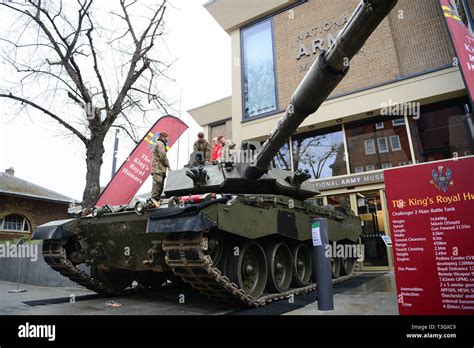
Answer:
xmin=331 ymin=258 xmax=341 ymax=279
xmin=341 ymin=257 xmax=357 ymax=276
xmin=292 ymin=244 xmax=312 ymax=287
xmin=265 ymin=242 xmax=293 ymax=293
xmin=90 ymin=266 xmax=132 ymax=293
xmin=227 ymin=241 xmax=267 ymax=298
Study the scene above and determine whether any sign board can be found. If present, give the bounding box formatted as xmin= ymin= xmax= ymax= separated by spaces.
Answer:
xmin=312 ymin=171 xmax=384 ymax=191
xmin=95 ymin=116 xmax=188 ymax=207
xmin=381 ymin=235 xmax=392 ymax=247
xmin=311 ymin=220 xmax=322 ymax=246
xmin=439 ymin=0 xmax=474 ymax=103
xmin=385 ymin=157 xmax=474 ymax=315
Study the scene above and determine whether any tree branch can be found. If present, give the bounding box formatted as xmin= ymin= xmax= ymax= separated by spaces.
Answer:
xmin=0 ymin=93 xmax=88 ymax=144
xmin=86 ymin=13 xmax=109 ymax=110
xmin=111 ymin=125 xmax=138 ymax=144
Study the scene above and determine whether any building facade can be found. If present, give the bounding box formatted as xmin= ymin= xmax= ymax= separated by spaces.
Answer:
xmin=189 ymin=0 xmax=474 ymax=271
xmin=0 ymin=168 xmax=74 ymax=240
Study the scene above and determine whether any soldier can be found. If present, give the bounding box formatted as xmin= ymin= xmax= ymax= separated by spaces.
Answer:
xmin=222 ymin=139 xmax=237 ymax=162
xmin=193 ymin=132 xmax=211 ymax=162
xmin=151 ymin=131 xmax=170 ymax=206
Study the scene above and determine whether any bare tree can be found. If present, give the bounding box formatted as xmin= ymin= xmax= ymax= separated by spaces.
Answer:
xmin=0 ymin=0 xmax=171 ymax=208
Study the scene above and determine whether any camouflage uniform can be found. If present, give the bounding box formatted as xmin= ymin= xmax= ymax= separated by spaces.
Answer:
xmin=151 ymin=139 xmax=170 ymax=199
xmin=193 ymin=139 xmax=211 ymax=162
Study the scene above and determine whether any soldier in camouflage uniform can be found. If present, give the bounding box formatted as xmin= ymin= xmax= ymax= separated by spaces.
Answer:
xmin=193 ymin=132 xmax=211 ymax=162
xmin=151 ymin=132 xmax=170 ymax=205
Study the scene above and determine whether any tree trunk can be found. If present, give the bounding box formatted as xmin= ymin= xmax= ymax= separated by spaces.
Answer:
xmin=83 ymin=135 xmax=105 ymax=208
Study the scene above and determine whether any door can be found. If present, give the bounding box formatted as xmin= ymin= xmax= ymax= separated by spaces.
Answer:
xmin=356 ymin=190 xmax=389 ymax=267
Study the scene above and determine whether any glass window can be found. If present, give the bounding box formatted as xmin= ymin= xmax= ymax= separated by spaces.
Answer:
xmin=242 ymin=19 xmax=277 ymax=119
xmin=346 ymin=116 xmax=412 ymax=173
xmin=377 ymin=137 xmax=389 ymax=153
xmin=292 ymin=127 xmax=347 ymax=179
xmin=392 ymin=118 xmax=406 ymax=126
xmin=390 ymin=135 xmax=401 ymax=151
xmin=409 ymin=98 xmax=474 ymax=163
xmin=355 ymin=166 xmax=364 ymax=173
xmin=381 ymin=163 xmax=393 ymax=169
xmin=272 ymin=142 xmax=291 ymax=171
xmin=375 ymin=122 xmax=384 ymax=130
xmin=364 ymin=139 xmax=376 ymax=155
xmin=327 ymin=194 xmax=352 ymax=210
xmin=366 ymin=164 xmax=375 ymax=171
xmin=1 ymin=214 xmax=30 ymax=232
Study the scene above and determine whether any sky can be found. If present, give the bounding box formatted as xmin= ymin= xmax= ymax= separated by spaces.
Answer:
xmin=0 ymin=0 xmax=231 ymax=202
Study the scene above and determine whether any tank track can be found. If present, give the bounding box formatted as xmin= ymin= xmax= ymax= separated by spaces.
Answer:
xmin=42 ymin=240 xmax=119 ymax=295
xmin=163 ymin=232 xmax=360 ymax=307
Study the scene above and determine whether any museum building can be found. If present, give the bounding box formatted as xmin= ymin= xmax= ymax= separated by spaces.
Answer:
xmin=188 ymin=0 xmax=474 ymax=272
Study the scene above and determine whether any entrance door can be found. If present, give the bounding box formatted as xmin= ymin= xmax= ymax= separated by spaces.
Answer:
xmin=356 ymin=190 xmax=389 ymax=267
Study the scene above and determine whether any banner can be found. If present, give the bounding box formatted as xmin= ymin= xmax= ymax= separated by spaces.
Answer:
xmin=95 ymin=115 xmax=188 ymax=207
xmin=385 ymin=157 xmax=474 ymax=315
xmin=440 ymin=0 xmax=474 ymax=102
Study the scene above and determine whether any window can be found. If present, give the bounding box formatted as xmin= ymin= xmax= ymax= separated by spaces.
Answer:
xmin=409 ymin=97 xmax=474 ymax=163
xmin=377 ymin=137 xmax=389 ymax=153
xmin=375 ymin=122 xmax=384 ymax=130
xmin=390 ymin=135 xmax=402 ymax=151
xmin=1 ymin=214 xmax=30 ymax=232
xmin=292 ymin=127 xmax=347 ymax=179
xmin=399 ymin=161 xmax=412 ymax=166
xmin=364 ymin=139 xmax=376 ymax=155
xmin=366 ymin=164 xmax=375 ymax=171
xmin=327 ymin=194 xmax=352 ymax=210
xmin=242 ymin=19 xmax=277 ymax=119
xmin=381 ymin=163 xmax=393 ymax=169
xmin=355 ymin=167 xmax=364 ymax=173
xmin=272 ymin=142 xmax=291 ymax=171
xmin=392 ymin=118 xmax=406 ymax=126
xmin=346 ymin=117 xmax=412 ymax=173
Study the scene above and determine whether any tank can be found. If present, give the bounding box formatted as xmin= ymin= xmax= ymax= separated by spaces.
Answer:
xmin=32 ymin=0 xmax=397 ymax=306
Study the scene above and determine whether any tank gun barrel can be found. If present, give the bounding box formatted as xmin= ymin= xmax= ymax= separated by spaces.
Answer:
xmin=246 ymin=0 xmax=397 ymax=180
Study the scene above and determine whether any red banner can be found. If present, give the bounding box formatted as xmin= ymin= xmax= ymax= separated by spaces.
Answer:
xmin=95 ymin=115 xmax=188 ymax=207
xmin=385 ymin=157 xmax=474 ymax=315
xmin=440 ymin=0 xmax=474 ymax=102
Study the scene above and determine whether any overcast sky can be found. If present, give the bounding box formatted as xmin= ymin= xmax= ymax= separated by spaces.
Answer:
xmin=0 ymin=0 xmax=231 ymax=202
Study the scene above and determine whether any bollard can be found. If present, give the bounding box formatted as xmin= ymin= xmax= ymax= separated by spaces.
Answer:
xmin=311 ymin=218 xmax=334 ymax=311
xmin=8 ymin=237 xmax=27 ymax=294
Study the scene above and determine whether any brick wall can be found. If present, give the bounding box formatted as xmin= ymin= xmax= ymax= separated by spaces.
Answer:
xmin=271 ymin=0 xmax=457 ymax=111
xmin=0 ymin=194 xmax=69 ymax=240
xmin=388 ymin=0 xmax=453 ymax=78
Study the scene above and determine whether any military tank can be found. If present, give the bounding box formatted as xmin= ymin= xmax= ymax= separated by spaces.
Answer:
xmin=32 ymin=0 xmax=397 ymax=306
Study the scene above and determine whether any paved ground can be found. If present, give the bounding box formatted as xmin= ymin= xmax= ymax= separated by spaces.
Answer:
xmin=0 ymin=272 xmax=398 ymax=315
xmin=285 ymin=273 xmax=399 ymax=315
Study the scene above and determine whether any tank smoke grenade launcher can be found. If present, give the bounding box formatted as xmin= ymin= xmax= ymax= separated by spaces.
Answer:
xmin=32 ymin=0 xmax=398 ymax=306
